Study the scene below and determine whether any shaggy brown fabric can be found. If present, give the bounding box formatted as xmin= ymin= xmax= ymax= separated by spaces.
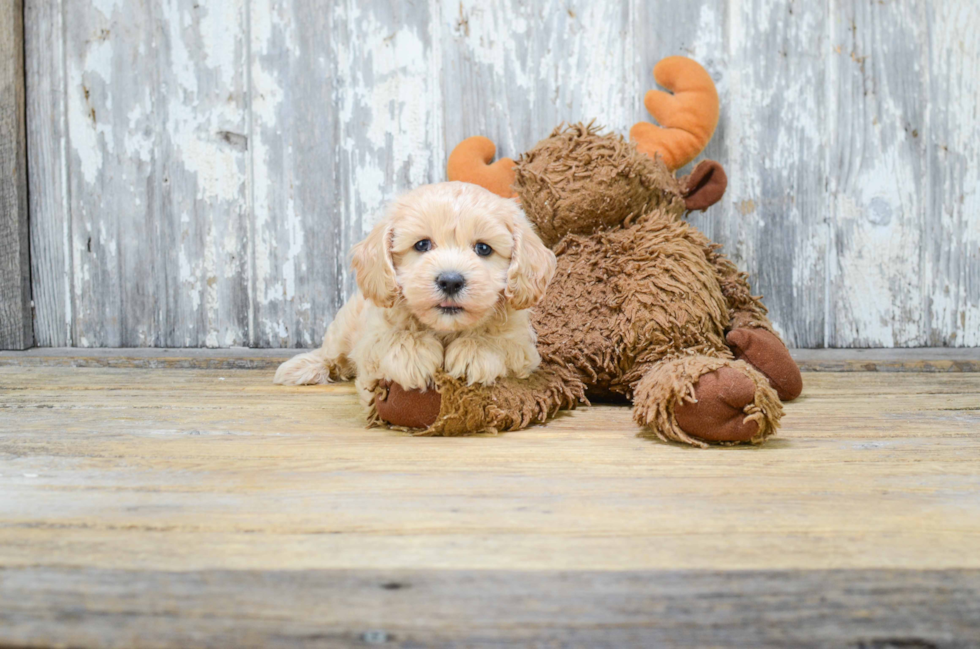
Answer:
xmin=530 ymin=207 xmax=733 ymax=396
xmin=705 ymin=246 xmax=775 ymax=334
xmin=383 ymin=364 xmax=587 ymax=436
xmin=514 ymin=123 xmax=683 ymax=247
xmin=376 ymin=123 xmax=796 ymax=446
xmin=727 ymin=328 xmax=804 ymax=401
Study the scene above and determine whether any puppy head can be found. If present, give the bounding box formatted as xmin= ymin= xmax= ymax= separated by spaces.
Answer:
xmin=352 ymin=182 xmax=556 ymax=332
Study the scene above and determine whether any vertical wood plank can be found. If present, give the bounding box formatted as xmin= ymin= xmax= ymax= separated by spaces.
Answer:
xmin=0 ymin=0 xmax=33 ymax=350
xmin=63 ymin=0 xmax=251 ymax=347
xmin=25 ymin=0 xmax=72 ymax=346
xmin=925 ymin=0 xmax=980 ymax=346
xmin=247 ymin=0 xmax=342 ymax=348
xmin=827 ymin=0 xmax=930 ymax=347
xmin=249 ymin=0 xmax=443 ymax=347
xmin=719 ymin=0 xmax=829 ymax=347
xmin=440 ymin=0 xmax=636 ymax=169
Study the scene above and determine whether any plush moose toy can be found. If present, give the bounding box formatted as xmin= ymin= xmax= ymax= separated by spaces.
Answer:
xmin=373 ymin=56 xmax=802 ymax=447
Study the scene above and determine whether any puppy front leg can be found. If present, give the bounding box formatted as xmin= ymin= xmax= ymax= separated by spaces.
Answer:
xmin=444 ymin=335 xmax=508 ymax=386
xmin=446 ymin=311 xmax=540 ymax=385
xmin=376 ymin=329 xmax=445 ymax=392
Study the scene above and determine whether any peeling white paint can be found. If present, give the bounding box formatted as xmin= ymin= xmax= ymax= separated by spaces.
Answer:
xmin=199 ymin=1 xmax=244 ymax=82
xmin=67 ymin=36 xmax=115 ymax=185
xmin=90 ymin=0 xmax=120 ymax=20
xmin=30 ymin=0 xmax=980 ymax=348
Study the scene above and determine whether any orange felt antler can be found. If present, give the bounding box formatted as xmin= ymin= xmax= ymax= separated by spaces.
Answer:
xmin=446 ymin=136 xmax=517 ymax=199
xmin=629 ymin=56 xmax=720 ymax=171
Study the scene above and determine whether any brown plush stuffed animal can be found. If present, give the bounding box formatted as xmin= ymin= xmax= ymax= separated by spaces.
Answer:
xmin=373 ymin=56 xmax=802 ymax=447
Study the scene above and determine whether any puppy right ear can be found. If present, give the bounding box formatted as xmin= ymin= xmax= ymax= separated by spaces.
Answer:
xmin=351 ymin=220 xmax=399 ymax=308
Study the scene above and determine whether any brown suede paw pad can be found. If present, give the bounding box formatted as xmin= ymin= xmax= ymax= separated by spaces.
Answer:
xmin=375 ymin=381 xmax=442 ymax=430
xmin=674 ymin=367 xmax=760 ymax=443
xmin=726 ymin=328 xmax=803 ymax=401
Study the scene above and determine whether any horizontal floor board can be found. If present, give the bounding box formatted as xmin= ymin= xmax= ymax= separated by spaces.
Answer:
xmin=1 ymin=362 xmax=978 ymax=646
xmin=1 ymin=567 xmax=977 ymax=648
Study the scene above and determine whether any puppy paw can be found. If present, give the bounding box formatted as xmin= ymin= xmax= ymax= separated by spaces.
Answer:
xmin=445 ymin=338 xmax=508 ymax=385
xmin=274 ymin=352 xmax=332 ymax=385
xmin=505 ymin=342 xmax=541 ymax=379
xmin=378 ymin=334 xmax=443 ymax=391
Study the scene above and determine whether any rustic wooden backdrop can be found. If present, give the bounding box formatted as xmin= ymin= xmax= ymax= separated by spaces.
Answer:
xmin=22 ymin=0 xmax=980 ymax=349
xmin=1 ymin=0 xmax=32 ymax=350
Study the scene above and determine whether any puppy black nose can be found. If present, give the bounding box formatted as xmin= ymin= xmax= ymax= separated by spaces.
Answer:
xmin=436 ymin=272 xmax=466 ymax=296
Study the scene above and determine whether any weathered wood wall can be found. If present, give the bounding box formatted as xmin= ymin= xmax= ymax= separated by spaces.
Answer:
xmin=23 ymin=0 xmax=980 ymax=348
xmin=1 ymin=0 xmax=33 ymax=350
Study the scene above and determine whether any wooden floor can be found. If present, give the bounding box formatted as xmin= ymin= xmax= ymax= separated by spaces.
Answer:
xmin=1 ymin=352 xmax=979 ymax=647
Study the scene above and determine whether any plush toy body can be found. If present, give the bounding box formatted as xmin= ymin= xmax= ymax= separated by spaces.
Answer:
xmin=374 ymin=57 xmax=802 ymax=447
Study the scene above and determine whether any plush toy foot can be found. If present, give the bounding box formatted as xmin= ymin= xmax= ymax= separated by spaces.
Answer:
xmin=374 ymin=381 xmax=441 ymax=429
xmin=726 ymin=328 xmax=803 ymax=401
xmin=633 ymin=356 xmax=782 ymax=447
xmin=673 ymin=367 xmax=760 ymax=443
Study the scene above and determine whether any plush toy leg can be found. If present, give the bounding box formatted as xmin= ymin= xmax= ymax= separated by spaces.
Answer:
xmin=702 ymin=243 xmax=804 ymax=402
xmin=706 ymin=246 xmax=774 ymax=333
xmin=632 ymin=355 xmax=783 ymax=447
xmin=726 ymin=328 xmax=803 ymax=401
xmin=372 ymin=363 xmax=587 ymax=436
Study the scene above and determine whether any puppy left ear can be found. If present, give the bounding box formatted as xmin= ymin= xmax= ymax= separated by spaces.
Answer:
xmin=351 ymin=220 xmax=399 ymax=308
xmin=506 ymin=215 xmax=556 ymax=310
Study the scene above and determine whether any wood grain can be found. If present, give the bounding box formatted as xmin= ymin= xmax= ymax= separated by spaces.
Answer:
xmin=1 ymin=368 xmax=978 ymax=573
xmin=442 ymin=0 xmax=636 ymax=167
xmin=0 ymin=364 xmax=979 ymax=645
xmin=60 ymin=0 xmax=251 ymax=347
xmin=24 ymin=0 xmax=71 ymax=347
xmin=2 ymin=567 xmax=977 ymax=647
xmin=828 ymin=0 xmax=980 ymax=347
xmin=924 ymin=1 xmax=980 ymax=346
xmin=0 ymin=0 xmax=33 ymax=350
xmin=22 ymin=0 xmax=980 ymax=348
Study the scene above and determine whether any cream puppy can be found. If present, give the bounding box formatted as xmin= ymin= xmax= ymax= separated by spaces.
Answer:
xmin=274 ymin=182 xmax=556 ymax=406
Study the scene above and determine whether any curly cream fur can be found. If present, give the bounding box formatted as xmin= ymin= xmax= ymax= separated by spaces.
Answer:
xmin=275 ymin=182 xmax=556 ymax=407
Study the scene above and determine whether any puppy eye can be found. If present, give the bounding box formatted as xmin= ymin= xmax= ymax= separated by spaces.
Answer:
xmin=414 ymin=239 xmax=432 ymax=253
xmin=474 ymin=242 xmax=493 ymax=257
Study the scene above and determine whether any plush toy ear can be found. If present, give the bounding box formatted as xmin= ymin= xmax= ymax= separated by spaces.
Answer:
xmin=351 ymin=220 xmax=399 ymax=308
xmin=505 ymin=216 xmax=557 ymax=310
xmin=682 ymin=160 xmax=727 ymax=211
